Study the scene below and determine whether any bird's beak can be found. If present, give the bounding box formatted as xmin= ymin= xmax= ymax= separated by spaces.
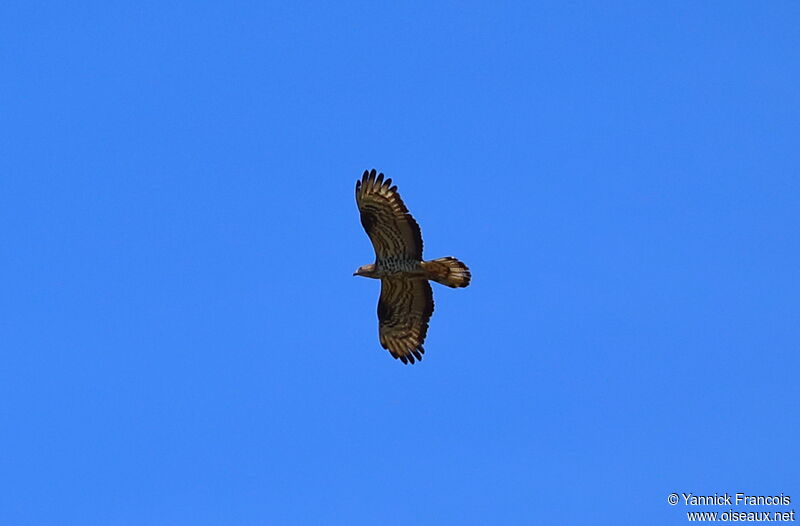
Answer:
xmin=352 ymin=271 xmax=358 ymax=276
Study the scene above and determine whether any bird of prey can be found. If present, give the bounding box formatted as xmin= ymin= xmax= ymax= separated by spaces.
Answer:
xmin=354 ymin=169 xmax=471 ymax=364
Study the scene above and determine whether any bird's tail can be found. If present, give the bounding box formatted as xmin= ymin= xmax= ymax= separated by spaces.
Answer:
xmin=422 ymin=257 xmax=471 ymax=288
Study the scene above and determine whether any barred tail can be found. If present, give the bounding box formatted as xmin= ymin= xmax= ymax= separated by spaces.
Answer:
xmin=422 ymin=257 xmax=471 ymax=288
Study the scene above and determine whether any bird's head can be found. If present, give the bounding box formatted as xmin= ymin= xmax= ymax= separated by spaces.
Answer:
xmin=353 ymin=263 xmax=377 ymax=278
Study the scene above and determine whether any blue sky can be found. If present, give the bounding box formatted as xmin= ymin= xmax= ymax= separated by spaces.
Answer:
xmin=1 ymin=2 xmax=798 ymax=524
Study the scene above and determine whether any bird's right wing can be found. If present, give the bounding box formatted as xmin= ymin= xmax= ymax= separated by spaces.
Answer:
xmin=377 ymin=277 xmax=434 ymax=364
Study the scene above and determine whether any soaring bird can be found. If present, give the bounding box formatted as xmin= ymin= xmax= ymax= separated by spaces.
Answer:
xmin=354 ymin=169 xmax=471 ymax=364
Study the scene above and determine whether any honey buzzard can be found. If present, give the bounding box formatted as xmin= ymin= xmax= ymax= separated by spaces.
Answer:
xmin=354 ymin=169 xmax=471 ymax=364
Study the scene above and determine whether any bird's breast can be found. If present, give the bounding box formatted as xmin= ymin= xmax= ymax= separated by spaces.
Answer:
xmin=376 ymin=256 xmax=421 ymax=276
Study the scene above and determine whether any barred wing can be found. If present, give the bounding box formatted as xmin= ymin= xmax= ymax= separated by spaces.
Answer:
xmin=356 ymin=169 xmax=423 ymax=260
xmin=377 ymin=277 xmax=434 ymax=364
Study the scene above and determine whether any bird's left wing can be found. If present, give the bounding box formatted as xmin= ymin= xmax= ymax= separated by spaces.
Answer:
xmin=356 ymin=169 xmax=423 ymax=260
xmin=377 ymin=277 xmax=434 ymax=364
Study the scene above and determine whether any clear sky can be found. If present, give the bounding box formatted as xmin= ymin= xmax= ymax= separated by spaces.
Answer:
xmin=1 ymin=2 xmax=798 ymax=525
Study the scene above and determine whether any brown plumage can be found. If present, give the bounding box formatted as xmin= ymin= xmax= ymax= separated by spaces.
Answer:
xmin=354 ymin=169 xmax=471 ymax=364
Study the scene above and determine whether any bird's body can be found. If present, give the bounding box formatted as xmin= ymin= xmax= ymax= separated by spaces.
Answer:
xmin=354 ymin=169 xmax=470 ymax=364
xmin=354 ymin=258 xmax=425 ymax=278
